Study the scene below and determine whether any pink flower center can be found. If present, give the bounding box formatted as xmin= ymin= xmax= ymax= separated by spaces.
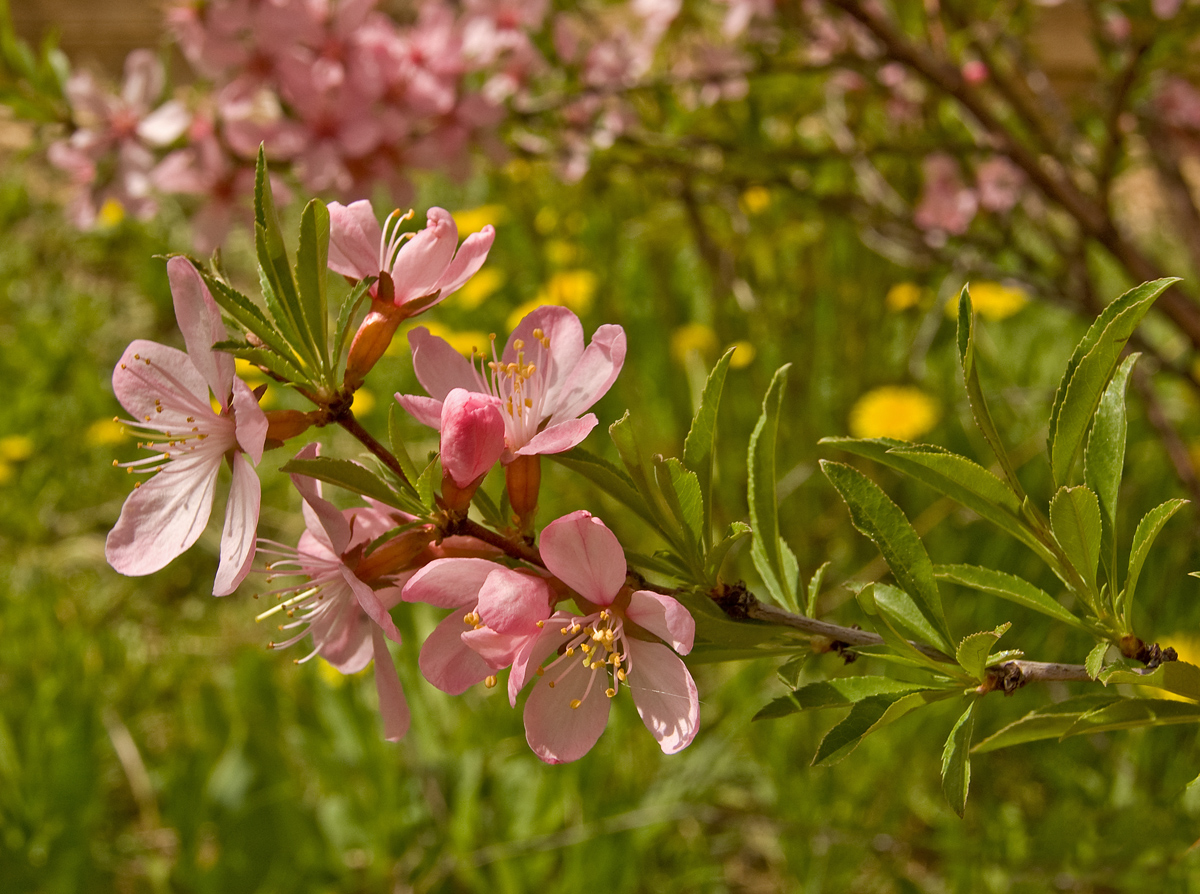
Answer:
xmin=256 ymin=538 xmax=356 ymax=663
xmin=469 ymin=328 xmax=552 ymax=448
xmin=537 ymin=609 xmax=631 ymax=707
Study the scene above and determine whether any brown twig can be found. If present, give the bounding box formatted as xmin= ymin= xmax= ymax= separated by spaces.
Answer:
xmin=335 ymin=409 xmax=413 ymax=487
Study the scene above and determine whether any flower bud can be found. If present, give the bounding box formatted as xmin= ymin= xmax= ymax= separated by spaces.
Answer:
xmin=344 ymin=295 xmax=404 ymax=392
xmin=264 ymin=409 xmax=318 ymax=444
xmin=505 ymin=454 xmax=541 ymax=532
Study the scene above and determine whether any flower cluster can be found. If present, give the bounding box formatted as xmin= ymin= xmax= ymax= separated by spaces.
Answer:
xmin=104 ymin=198 xmax=698 ymax=763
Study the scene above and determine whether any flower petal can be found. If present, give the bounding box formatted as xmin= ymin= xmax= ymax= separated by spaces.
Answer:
xmin=231 ymin=376 xmax=268 ymax=463
xmin=626 ymin=639 xmax=699 ymax=754
xmin=341 ymin=565 xmax=401 ymax=642
xmin=440 ymin=388 xmax=505 ymax=486
xmin=539 ymin=510 xmax=626 ymax=606
xmin=372 ymin=627 xmax=410 ymax=741
xmin=429 ymin=226 xmax=495 ymax=298
xmin=212 ymin=452 xmax=261 ymax=596
xmin=504 ymin=305 xmax=584 ymax=396
xmin=391 ymin=207 xmax=460 ymax=305
xmin=408 ymin=325 xmax=479 ymax=400
xmin=328 ymin=199 xmax=383 ymax=279
xmin=401 ymin=557 xmax=496 ymax=608
xmin=113 ymin=339 xmax=217 ymax=427
xmin=523 ymin=658 xmax=611 ymax=764
xmin=507 ymin=612 xmax=577 ymax=707
xmin=289 ymin=443 xmax=351 ymax=555
xmin=138 ymin=100 xmax=191 ymax=146
xmin=546 ymin=324 xmax=626 ymax=425
xmin=626 ymin=590 xmax=695 ymax=655
xmin=394 ymin=392 xmax=445 ymax=430
xmin=513 ymin=415 xmax=597 ymax=457
xmin=475 ymin=568 xmax=553 ymax=634
xmin=106 ymin=453 xmax=220 ymax=576
xmin=310 ymin=583 xmax=373 ymax=673
xmin=419 ymin=609 xmax=494 ymax=694
xmin=168 ymin=257 xmax=233 ymax=404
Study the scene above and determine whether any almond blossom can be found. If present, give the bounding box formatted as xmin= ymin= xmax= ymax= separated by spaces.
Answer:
xmin=256 ymin=443 xmax=424 ymax=741
xmin=106 ymin=257 xmax=268 ymax=596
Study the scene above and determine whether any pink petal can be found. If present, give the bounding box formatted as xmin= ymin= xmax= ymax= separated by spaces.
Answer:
xmin=231 ymin=377 xmax=268 ymax=463
xmin=503 ymin=305 xmax=584 ymax=390
xmin=539 ymin=510 xmax=626 ymax=606
xmin=212 ymin=452 xmax=261 ymax=596
xmin=372 ymin=627 xmax=411 ymax=741
xmin=342 ymin=566 xmax=401 ymax=642
xmin=547 ymin=324 xmax=626 ymax=425
xmin=122 ymin=49 xmax=164 ymax=111
xmin=507 ymin=612 xmax=576 ymax=706
xmin=522 ymin=658 xmax=611 ymax=764
xmin=407 ymin=325 xmax=480 ymax=400
xmin=113 ymin=339 xmax=215 ymax=426
xmin=311 ymin=583 xmax=374 ymax=673
xmin=394 ymin=392 xmax=444 ymax=430
xmin=106 ymin=453 xmax=220 ymax=576
xmin=289 ymin=443 xmax=351 ymax=555
xmin=440 ymin=388 xmax=505 ymax=486
xmin=429 ymin=226 xmax=495 ymax=298
xmin=167 ymin=257 xmax=232 ymax=402
xmin=626 ymin=639 xmax=699 ymax=754
xmin=419 ymin=609 xmax=494 ymax=694
xmin=460 ymin=626 xmax=521 ymax=670
xmin=391 ymin=207 xmax=459 ymax=305
xmin=138 ymin=101 xmax=191 ymax=146
xmin=401 ymin=557 xmax=496 ymax=608
xmin=626 ymin=590 xmax=695 ymax=655
xmin=475 ymin=568 xmax=553 ymax=634
xmin=513 ymin=415 xmax=597 ymax=457
xmin=327 ymin=199 xmax=383 ymax=279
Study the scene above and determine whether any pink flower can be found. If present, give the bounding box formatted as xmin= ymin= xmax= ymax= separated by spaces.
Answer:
xmin=975 ymin=156 xmax=1025 ymax=214
xmin=327 ymin=200 xmax=495 ymax=314
xmin=257 ymin=443 xmax=421 ymax=741
xmin=439 ymin=388 xmax=506 ymax=511
xmin=914 ymin=153 xmax=978 ymax=238
xmin=519 ymin=511 xmax=698 ymax=763
xmin=395 ymin=305 xmax=626 ymax=461
xmin=106 ymin=257 xmax=268 ymax=596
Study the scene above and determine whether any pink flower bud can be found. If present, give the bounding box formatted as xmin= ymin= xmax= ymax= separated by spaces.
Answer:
xmin=440 ymin=388 xmax=506 ymax=489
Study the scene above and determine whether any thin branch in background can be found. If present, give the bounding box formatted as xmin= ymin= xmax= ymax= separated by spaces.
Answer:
xmin=1131 ymin=363 xmax=1200 ymax=514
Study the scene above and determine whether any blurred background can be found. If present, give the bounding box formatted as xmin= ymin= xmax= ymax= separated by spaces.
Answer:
xmin=3 ymin=0 xmax=1200 ymax=890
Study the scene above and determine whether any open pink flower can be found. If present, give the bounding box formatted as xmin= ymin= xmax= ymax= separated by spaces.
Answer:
xmin=519 ymin=511 xmax=698 ymax=764
xmin=106 ymin=257 xmax=268 ymax=596
xmin=257 ymin=443 xmax=419 ymax=741
xmin=326 ymin=199 xmax=495 ymax=315
xmin=396 ymin=305 xmax=626 ymax=461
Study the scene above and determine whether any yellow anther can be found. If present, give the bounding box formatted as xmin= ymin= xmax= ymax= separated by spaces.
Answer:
xmin=513 ymin=339 xmax=524 ymax=351
xmin=186 ymin=416 xmax=195 ymax=422
xmin=112 ymin=459 xmax=118 ymax=467
xmin=560 ymin=626 xmax=570 ymax=635
xmin=599 ymin=610 xmax=609 ymax=620
xmin=606 ymin=688 xmax=616 ymax=698
xmin=532 ymin=328 xmax=544 ymax=339
xmin=484 ymin=675 xmax=498 ymax=689
xmin=120 ymin=363 xmax=126 ymax=370
xmin=536 ymin=620 xmax=545 ymax=628
xmin=547 ymin=680 xmax=555 ymax=688
xmin=565 ymin=647 xmax=574 ymax=656
xmin=569 ymin=699 xmax=582 ymax=709
xmin=144 ymin=415 xmax=151 ymax=421
xmin=536 ymin=667 xmax=544 ymax=676
xmin=580 ymin=642 xmax=591 ymax=653
xmin=133 ymin=353 xmax=140 ymax=359
xmin=133 ymin=481 xmax=142 ymax=489
xmin=617 ymin=669 xmax=627 ymax=681
xmin=525 ymin=398 xmax=533 ymax=407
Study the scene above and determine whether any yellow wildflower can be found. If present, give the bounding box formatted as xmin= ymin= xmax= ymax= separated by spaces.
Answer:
xmin=98 ymin=198 xmax=125 ymax=228
xmin=729 ymin=340 xmax=756 ymax=369
xmin=849 ymin=386 xmax=940 ymax=441
xmin=453 ymin=267 xmax=505 ymax=310
xmin=670 ymin=323 xmax=719 ymax=366
xmin=946 ymin=281 xmax=1029 ymax=320
xmin=545 ymin=240 xmax=578 ymax=266
xmin=886 ymin=282 xmax=923 ymax=312
xmin=507 ymin=270 xmax=598 ymax=330
xmin=451 ymin=204 xmax=506 ymax=235
xmin=0 ymin=462 xmax=11 ymax=485
xmin=534 ymin=207 xmax=558 ymax=235
xmin=86 ymin=418 xmax=126 ymax=447
xmin=740 ymin=186 xmax=771 ymax=215
xmin=0 ymin=435 xmax=33 ymax=462
xmin=351 ymin=389 xmax=375 ymax=416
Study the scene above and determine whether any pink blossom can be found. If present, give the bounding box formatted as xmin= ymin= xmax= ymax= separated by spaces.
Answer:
xmin=975 ymin=156 xmax=1025 ymax=214
xmin=327 ymin=200 xmax=495 ymax=314
xmin=396 ymin=305 xmax=626 ymax=461
xmin=519 ymin=511 xmax=698 ymax=763
xmin=914 ymin=153 xmax=978 ymax=237
xmin=256 ymin=443 xmax=419 ymax=741
xmin=106 ymin=257 xmax=268 ymax=596
xmin=439 ymin=388 xmax=506 ymax=489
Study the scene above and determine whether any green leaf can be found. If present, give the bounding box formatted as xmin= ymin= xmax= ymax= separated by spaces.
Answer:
xmin=812 ymin=690 xmax=955 ymax=766
xmin=295 ymin=198 xmax=331 ymax=377
xmin=386 ymin=403 xmax=421 ymax=491
xmin=550 ymin=446 xmax=660 ymax=533
xmin=869 ymin=582 xmax=953 ymax=657
xmin=197 ymin=267 xmax=297 ymax=364
xmin=609 ymin=412 xmax=675 ymax=537
xmin=791 ymin=676 xmax=938 ymax=710
xmin=1085 ymin=642 xmax=1108 ymax=680
xmin=941 ymin=700 xmax=976 ymax=817
xmin=956 ymin=623 xmax=1011 ymax=681
xmin=470 ymin=485 xmax=506 ymax=531
xmin=972 ymin=695 xmax=1121 ymax=752
xmin=934 ymin=564 xmax=1088 ymax=630
xmin=683 ymin=347 xmax=735 ymax=545
xmin=706 ymin=522 xmax=751 ymax=581
xmin=224 ymin=346 xmax=306 ymax=387
xmin=1102 ymin=660 xmax=1200 ymax=702
xmin=776 ymin=653 xmax=810 ymax=689
xmin=805 ymin=561 xmax=830 ymax=618
xmin=1121 ymin=499 xmax=1188 ymax=627
xmin=821 ymin=437 xmax=1050 ymax=561
xmin=280 ymin=456 xmax=405 ymax=509
xmin=821 ymin=461 xmax=949 ymax=646
xmin=1062 ymin=698 xmax=1200 ymax=737
xmin=1085 ymin=353 xmax=1136 ymax=591
xmin=749 ymin=365 xmax=799 ymax=611
xmin=333 ymin=277 xmax=373 ymax=369
xmin=956 ymin=285 xmax=1025 ymax=497
xmin=415 ymin=457 xmax=439 ymax=513
xmin=1049 ymin=485 xmax=1102 ymax=595
xmin=653 ymin=456 xmax=704 ymax=554
xmin=1049 ymin=278 xmax=1178 ymax=485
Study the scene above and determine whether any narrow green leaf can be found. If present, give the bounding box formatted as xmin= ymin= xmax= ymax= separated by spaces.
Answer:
xmin=791 ymin=677 xmax=937 ymax=710
xmin=1049 ymin=278 xmax=1178 ymax=484
xmin=609 ymin=412 xmax=676 ymax=537
xmin=1085 ymin=642 xmax=1108 ymax=680
xmin=889 ymin=445 xmax=1020 ymax=513
xmin=776 ymin=653 xmax=810 ymax=689
xmin=805 ymin=561 xmax=831 ymax=618
xmin=871 ymin=582 xmax=953 ymax=656
xmin=956 ymin=285 xmax=1025 ymax=497
xmin=813 ymin=690 xmax=953 ymax=766
xmin=820 ymin=437 xmax=1050 ymax=562
xmin=470 ymin=485 xmax=506 ymax=531
xmin=386 ymin=403 xmax=421 ymax=490
xmin=1103 ymin=660 xmax=1200 ymax=702
xmin=941 ymin=700 xmax=976 ymax=817
xmin=1049 ymin=485 xmax=1102 ymax=594
xmin=706 ymin=521 xmax=751 ymax=581
xmin=1085 ymin=353 xmax=1136 ymax=591
xmin=934 ymin=564 xmax=1087 ymax=630
xmin=749 ymin=365 xmax=798 ymax=611
xmin=415 ymin=457 xmax=439 ymax=513
xmin=683 ymin=347 xmax=735 ymax=546
xmin=550 ymin=446 xmax=661 ymax=533
xmin=197 ymin=268 xmax=297 ymax=363
xmin=225 ymin=346 xmax=306 ymax=387
xmin=821 ymin=461 xmax=949 ymax=645
xmin=956 ymin=623 xmax=1011 ymax=682
xmin=295 ymin=198 xmax=331 ymax=376
xmin=972 ymin=695 xmax=1120 ymax=753
xmin=334 ymin=277 xmax=373 ymax=370
xmin=653 ymin=456 xmax=704 ymax=552
xmin=1062 ymin=698 xmax=1200 ymax=737
xmin=1121 ymin=499 xmax=1188 ymax=626
xmin=280 ymin=456 xmax=405 ymax=509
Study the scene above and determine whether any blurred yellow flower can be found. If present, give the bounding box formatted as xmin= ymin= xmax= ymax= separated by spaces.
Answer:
xmin=0 ymin=461 xmax=11 ymax=485
xmin=670 ymin=323 xmax=719 ymax=366
xmin=506 ymin=270 xmax=598 ymax=330
xmin=504 ymin=158 xmax=531 ymax=181
xmin=849 ymin=386 xmax=940 ymax=440
xmin=87 ymin=418 xmax=126 ymax=447
xmin=545 ymin=240 xmax=578 ymax=266
xmin=0 ymin=435 xmax=33 ymax=462
xmin=946 ymin=281 xmax=1029 ymax=320
xmin=740 ymin=186 xmax=771 ymax=215
xmin=451 ymin=204 xmax=506 ymax=234
xmin=453 ymin=267 xmax=505 ymax=310
xmin=234 ymin=358 xmax=275 ymax=407
xmin=534 ymin=207 xmax=558 ymax=235
xmin=886 ymin=282 xmax=923 ymax=312
xmin=397 ymin=320 xmax=489 ymax=358
xmin=98 ymin=197 xmax=125 ymax=228
xmin=351 ymin=388 xmax=375 ymax=416
xmin=729 ymin=340 xmax=756 ymax=369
